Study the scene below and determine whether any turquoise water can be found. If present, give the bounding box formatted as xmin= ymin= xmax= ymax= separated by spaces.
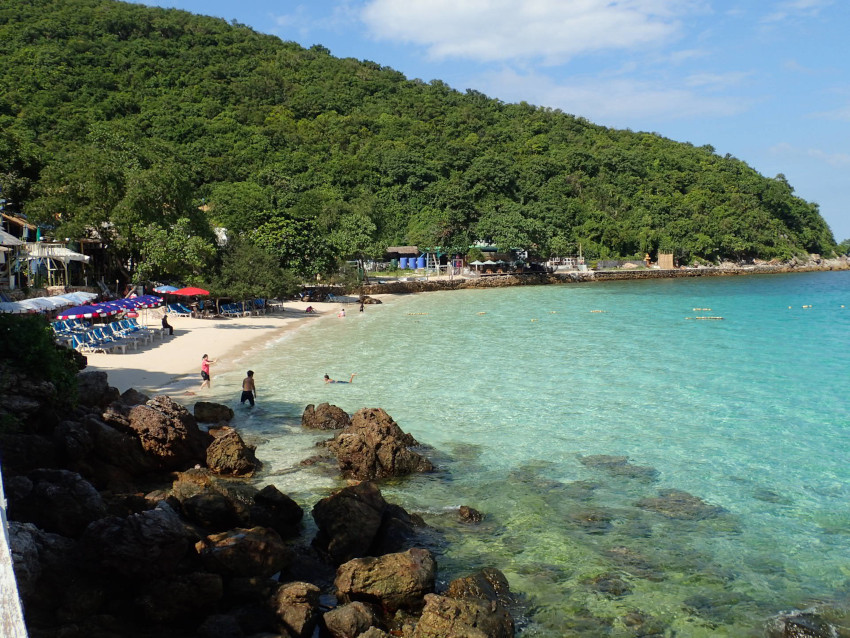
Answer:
xmin=209 ymin=271 xmax=850 ymax=636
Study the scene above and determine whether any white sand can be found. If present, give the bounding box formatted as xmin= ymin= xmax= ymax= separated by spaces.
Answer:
xmin=84 ymin=300 xmax=347 ymax=396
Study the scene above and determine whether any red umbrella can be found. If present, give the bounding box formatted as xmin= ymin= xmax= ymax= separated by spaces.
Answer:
xmin=174 ymin=287 xmax=209 ymax=296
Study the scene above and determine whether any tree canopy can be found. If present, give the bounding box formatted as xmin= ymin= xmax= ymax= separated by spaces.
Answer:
xmin=0 ymin=0 xmax=837 ymax=287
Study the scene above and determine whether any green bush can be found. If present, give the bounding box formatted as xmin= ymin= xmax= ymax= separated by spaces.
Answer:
xmin=0 ymin=314 xmax=82 ymax=402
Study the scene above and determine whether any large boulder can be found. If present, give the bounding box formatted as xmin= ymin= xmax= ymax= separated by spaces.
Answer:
xmin=412 ymin=593 xmax=514 ymax=638
xmin=323 ymin=601 xmax=380 ymax=638
xmin=411 ymin=568 xmax=515 ymax=637
xmin=312 ymin=482 xmax=387 ymax=564
xmin=195 ymin=526 xmax=292 ymax=578
xmin=334 ymin=548 xmax=436 ymax=613
xmin=81 ymin=413 xmax=159 ymax=477
xmin=182 ymin=492 xmax=242 ymax=532
xmin=250 ymin=484 xmax=303 ymax=538
xmin=127 ymin=395 xmax=211 ymax=470
xmin=134 ymin=571 xmax=224 ymax=624
xmin=302 ymin=403 xmax=351 ymax=430
xmin=77 ymin=370 xmax=119 ymax=408
xmin=6 ymin=468 xmax=106 ymax=537
xmin=271 ymin=581 xmax=321 ymax=638
xmin=327 ymin=408 xmax=433 ymax=480
xmin=206 ymin=427 xmax=260 ymax=477
xmin=194 ymin=401 xmax=235 ymax=424
xmin=80 ymin=501 xmax=191 ymax=580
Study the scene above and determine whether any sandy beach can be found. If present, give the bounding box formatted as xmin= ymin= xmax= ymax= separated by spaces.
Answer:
xmin=84 ymin=300 xmax=346 ymax=396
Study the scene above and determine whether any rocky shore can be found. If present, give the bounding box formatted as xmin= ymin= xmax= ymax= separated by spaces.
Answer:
xmin=359 ymin=255 xmax=850 ymax=296
xmin=1 ymin=367 xmax=514 ymax=638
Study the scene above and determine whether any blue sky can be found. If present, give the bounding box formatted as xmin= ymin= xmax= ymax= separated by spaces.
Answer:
xmin=129 ymin=0 xmax=850 ymax=242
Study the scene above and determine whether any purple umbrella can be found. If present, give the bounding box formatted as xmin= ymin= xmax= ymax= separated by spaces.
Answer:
xmin=131 ymin=295 xmax=164 ymax=308
xmin=55 ymin=305 xmax=118 ymax=320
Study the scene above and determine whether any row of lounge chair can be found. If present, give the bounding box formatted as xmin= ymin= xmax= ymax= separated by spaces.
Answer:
xmin=166 ymin=299 xmax=269 ymax=318
xmin=54 ymin=318 xmax=166 ymax=354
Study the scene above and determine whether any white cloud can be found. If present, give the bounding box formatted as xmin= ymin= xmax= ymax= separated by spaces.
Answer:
xmin=360 ymin=0 xmax=703 ymax=63
xmin=769 ymin=142 xmax=850 ymax=167
xmin=762 ymin=0 xmax=833 ymax=23
xmin=684 ymin=71 xmax=752 ymax=89
xmin=476 ymin=68 xmax=749 ymax=124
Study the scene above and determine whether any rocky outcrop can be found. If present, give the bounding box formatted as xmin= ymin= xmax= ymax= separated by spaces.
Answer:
xmin=302 ymin=402 xmax=351 ymax=430
xmin=195 ymin=526 xmax=292 ymax=578
xmin=323 ymin=601 xmax=380 ymax=638
xmin=271 ymin=581 xmax=321 ymax=638
xmin=636 ymin=489 xmax=725 ymax=520
xmin=80 ymin=501 xmax=190 ymax=580
xmin=327 ymin=408 xmax=433 ymax=480
xmin=195 ymin=401 xmax=235 ymax=424
xmin=334 ymin=548 xmax=436 ymax=613
xmin=311 ymin=482 xmax=425 ymax=565
xmin=413 ymin=568 xmax=515 ymax=638
xmin=127 ymin=395 xmax=211 ymax=470
xmin=206 ymin=427 xmax=260 ymax=477
xmin=6 ymin=469 xmax=106 ymax=537
xmin=76 ymin=370 xmax=119 ymax=408
xmin=251 ymin=484 xmax=303 ymax=538
xmin=2 ymin=363 xmax=515 ymax=638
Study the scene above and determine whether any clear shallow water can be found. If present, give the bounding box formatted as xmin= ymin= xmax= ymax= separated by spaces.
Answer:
xmin=207 ymin=271 xmax=850 ymax=636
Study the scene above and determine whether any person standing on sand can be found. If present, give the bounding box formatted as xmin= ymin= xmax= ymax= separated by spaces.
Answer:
xmin=241 ymin=370 xmax=256 ymax=407
xmin=359 ymin=302 xmax=365 ymax=313
xmin=200 ymin=354 xmax=216 ymax=389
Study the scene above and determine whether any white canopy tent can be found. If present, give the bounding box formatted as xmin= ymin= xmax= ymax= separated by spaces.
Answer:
xmin=23 ymin=242 xmax=91 ymax=287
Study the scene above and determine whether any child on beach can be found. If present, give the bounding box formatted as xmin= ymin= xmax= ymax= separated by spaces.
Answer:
xmin=200 ymin=354 xmax=216 ymax=389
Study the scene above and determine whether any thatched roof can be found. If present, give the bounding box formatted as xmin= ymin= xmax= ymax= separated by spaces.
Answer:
xmin=385 ymin=246 xmax=420 ymax=256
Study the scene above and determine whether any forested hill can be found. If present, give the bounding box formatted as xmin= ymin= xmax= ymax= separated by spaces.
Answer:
xmin=0 ymin=0 xmax=837 ymax=281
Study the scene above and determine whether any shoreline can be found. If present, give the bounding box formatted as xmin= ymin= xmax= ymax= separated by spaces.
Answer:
xmin=360 ymin=258 xmax=850 ymax=295
xmin=83 ymin=300 xmax=343 ymax=396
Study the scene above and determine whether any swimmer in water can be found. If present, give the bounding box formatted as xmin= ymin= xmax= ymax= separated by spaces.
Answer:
xmin=324 ymin=373 xmax=356 ymax=384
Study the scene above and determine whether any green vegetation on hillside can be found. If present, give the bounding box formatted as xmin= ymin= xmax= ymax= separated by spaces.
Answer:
xmin=0 ymin=0 xmax=837 ymax=287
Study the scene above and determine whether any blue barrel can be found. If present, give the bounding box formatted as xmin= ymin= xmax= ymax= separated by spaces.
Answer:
xmin=399 ymin=257 xmax=408 ymax=269
xmin=416 ymin=256 xmax=426 ymax=269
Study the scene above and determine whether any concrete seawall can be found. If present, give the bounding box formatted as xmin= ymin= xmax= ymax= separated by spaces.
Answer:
xmin=360 ymin=262 xmax=850 ymax=296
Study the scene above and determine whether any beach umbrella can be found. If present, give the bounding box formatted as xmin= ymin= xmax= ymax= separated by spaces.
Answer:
xmin=0 ymin=301 xmax=33 ymax=314
xmin=469 ymin=260 xmax=484 ymax=265
xmin=153 ymin=284 xmax=180 ymax=294
xmin=131 ymin=294 xmax=164 ymax=308
xmin=55 ymin=305 xmax=118 ymax=320
xmin=174 ymin=286 xmax=209 ymax=296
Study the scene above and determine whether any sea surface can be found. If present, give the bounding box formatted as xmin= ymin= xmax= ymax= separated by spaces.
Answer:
xmin=207 ymin=271 xmax=850 ymax=637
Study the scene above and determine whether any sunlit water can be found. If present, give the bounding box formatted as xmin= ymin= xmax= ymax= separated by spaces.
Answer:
xmin=205 ymin=271 xmax=850 ymax=636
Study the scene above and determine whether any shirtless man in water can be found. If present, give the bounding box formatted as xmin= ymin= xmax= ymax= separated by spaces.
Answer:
xmin=324 ymin=373 xmax=356 ymax=384
xmin=241 ymin=370 xmax=256 ymax=407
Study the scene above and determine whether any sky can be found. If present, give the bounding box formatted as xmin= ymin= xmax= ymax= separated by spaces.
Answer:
xmin=128 ymin=0 xmax=850 ymax=242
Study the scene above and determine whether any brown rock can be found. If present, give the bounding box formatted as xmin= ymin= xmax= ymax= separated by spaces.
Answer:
xmin=323 ymin=601 xmax=380 ymax=638
xmin=127 ymin=395 xmax=210 ymax=470
xmin=327 ymin=407 xmax=433 ymax=480
xmin=194 ymin=401 xmax=235 ymax=424
xmin=334 ymin=548 xmax=436 ymax=613
xmin=312 ymin=482 xmax=387 ymax=564
xmin=195 ymin=526 xmax=291 ymax=578
xmin=412 ymin=593 xmax=514 ymax=638
xmin=6 ymin=468 xmax=106 ymax=537
xmin=206 ymin=427 xmax=260 ymax=477
xmin=81 ymin=502 xmax=190 ymax=580
xmin=302 ymin=402 xmax=351 ymax=430
xmin=271 ymin=581 xmax=321 ymax=638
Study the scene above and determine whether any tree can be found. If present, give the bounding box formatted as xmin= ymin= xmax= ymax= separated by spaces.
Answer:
xmin=212 ymin=236 xmax=299 ymax=300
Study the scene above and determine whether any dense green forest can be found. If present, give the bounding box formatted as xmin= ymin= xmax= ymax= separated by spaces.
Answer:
xmin=0 ymin=0 xmax=838 ymax=289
